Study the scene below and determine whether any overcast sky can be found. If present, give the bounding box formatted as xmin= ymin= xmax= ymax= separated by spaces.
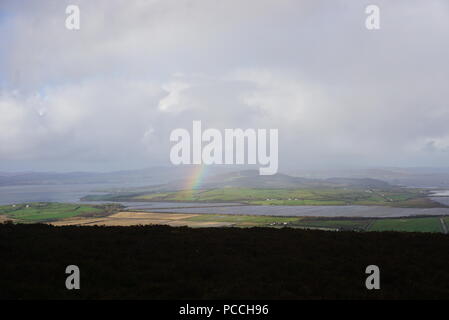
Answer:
xmin=1 ymin=0 xmax=449 ymax=172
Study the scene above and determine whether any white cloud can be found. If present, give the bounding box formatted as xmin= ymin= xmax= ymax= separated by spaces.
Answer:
xmin=158 ymin=82 xmax=190 ymax=112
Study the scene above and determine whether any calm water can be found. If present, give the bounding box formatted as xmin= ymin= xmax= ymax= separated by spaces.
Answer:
xmin=430 ymin=197 xmax=449 ymax=206
xmin=152 ymin=204 xmax=449 ymax=218
xmin=430 ymin=190 xmax=449 ymax=196
xmin=0 ymin=184 xmax=108 ymax=205
xmin=428 ymin=190 xmax=449 ymax=206
xmin=2 ymin=184 xmax=449 ymax=218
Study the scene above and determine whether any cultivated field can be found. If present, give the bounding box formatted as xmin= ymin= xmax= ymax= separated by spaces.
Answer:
xmin=292 ymin=216 xmax=447 ymax=233
xmin=0 ymin=202 xmax=120 ymax=223
xmin=369 ymin=217 xmax=443 ymax=233
xmin=50 ymin=211 xmax=234 ymax=227
xmin=2 ymin=202 xmax=448 ymax=233
xmin=48 ymin=208 xmax=449 ymax=233
xmin=0 ymin=215 xmax=12 ymax=223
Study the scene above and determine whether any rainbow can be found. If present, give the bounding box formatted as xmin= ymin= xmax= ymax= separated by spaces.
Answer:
xmin=184 ymin=165 xmax=207 ymax=191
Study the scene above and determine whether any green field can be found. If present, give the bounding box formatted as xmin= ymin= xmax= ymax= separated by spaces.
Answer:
xmin=182 ymin=214 xmax=449 ymax=233
xmin=289 ymin=217 xmax=442 ymax=232
xmin=293 ymin=217 xmax=447 ymax=233
xmin=182 ymin=213 xmax=448 ymax=233
xmin=291 ymin=219 xmax=372 ymax=231
xmin=0 ymin=203 xmax=112 ymax=223
xmin=289 ymin=217 xmax=446 ymax=233
xmin=368 ymin=217 xmax=443 ymax=233
xmin=117 ymin=187 xmax=441 ymax=208
xmin=1 ymin=202 xmax=447 ymax=233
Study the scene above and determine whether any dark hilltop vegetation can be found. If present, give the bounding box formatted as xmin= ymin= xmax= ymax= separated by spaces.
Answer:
xmin=1 ymin=223 xmax=449 ymax=299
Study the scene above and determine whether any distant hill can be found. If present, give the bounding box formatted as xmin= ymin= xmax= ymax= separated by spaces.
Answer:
xmin=288 ymin=167 xmax=449 ymax=188
xmin=131 ymin=169 xmax=395 ymax=192
xmin=194 ymin=170 xmax=316 ymax=189
xmin=4 ymin=166 xmax=449 ymax=188
xmin=194 ymin=170 xmax=392 ymax=189
xmin=323 ymin=177 xmax=391 ymax=189
xmin=0 ymin=166 xmax=232 ymax=187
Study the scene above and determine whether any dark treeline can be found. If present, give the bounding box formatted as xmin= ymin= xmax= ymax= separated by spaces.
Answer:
xmin=1 ymin=223 xmax=449 ymax=299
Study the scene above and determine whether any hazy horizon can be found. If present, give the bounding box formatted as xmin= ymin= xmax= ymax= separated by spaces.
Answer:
xmin=4 ymin=164 xmax=449 ymax=177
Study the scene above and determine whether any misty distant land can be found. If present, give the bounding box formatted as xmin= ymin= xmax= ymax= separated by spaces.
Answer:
xmin=4 ymin=166 xmax=449 ymax=188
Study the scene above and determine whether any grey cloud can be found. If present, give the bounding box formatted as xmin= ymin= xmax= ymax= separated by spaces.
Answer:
xmin=0 ymin=0 xmax=448 ymax=171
